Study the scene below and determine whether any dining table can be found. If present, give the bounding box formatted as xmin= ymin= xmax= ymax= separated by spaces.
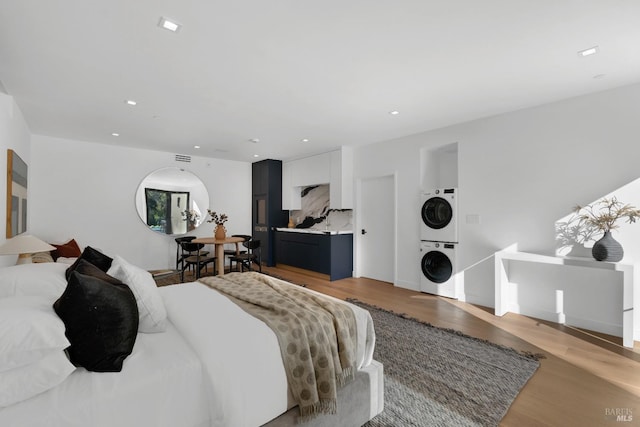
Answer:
xmin=191 ymin=236 xmax=245 ymax=278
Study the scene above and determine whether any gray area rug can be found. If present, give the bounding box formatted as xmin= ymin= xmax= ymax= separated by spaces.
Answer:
xmin=349 ymin=299 xmax=541 ymax=427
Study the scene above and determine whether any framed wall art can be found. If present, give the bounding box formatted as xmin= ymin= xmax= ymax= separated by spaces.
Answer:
xmin=6 ymin=149 xmax=28 ymax=238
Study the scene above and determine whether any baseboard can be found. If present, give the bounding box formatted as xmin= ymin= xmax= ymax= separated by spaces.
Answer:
xmin=507 ymin=304 xmax=565 ymax=324
xmin=394 ymin=280 xmax=417 ymax=291
xmin=509 ymin=303 xmax=623 ymax=338
xmin=564 ymin=315 xmax=622 ymax=338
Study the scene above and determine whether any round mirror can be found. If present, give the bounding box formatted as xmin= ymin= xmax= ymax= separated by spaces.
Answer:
xmin=135 ymin=167 xmax=209 ymax=235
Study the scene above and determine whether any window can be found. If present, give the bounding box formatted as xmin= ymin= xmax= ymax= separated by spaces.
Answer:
xmin=145 ymin=188 xmax=189 ymax=234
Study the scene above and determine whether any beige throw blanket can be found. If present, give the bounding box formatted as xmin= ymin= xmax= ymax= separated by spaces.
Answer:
xmin=199 ymin=272 xmax=357 ymax=421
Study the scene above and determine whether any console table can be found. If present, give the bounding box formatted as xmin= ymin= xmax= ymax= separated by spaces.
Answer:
xmin=495 ymin=246 xmax=636 ymax=348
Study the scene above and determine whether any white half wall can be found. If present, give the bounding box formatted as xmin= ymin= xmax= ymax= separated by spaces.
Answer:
xmin=29 ymin=135 xmax=251 ymax=270
xmin=0 ymin=93 xmax=31 ymax=267
xmin=354 ymin=82 xmax=640 ymax=309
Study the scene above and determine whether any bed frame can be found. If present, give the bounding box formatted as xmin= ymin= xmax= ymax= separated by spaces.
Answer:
xmin=263 ymin=360 xmax=384 ymax=427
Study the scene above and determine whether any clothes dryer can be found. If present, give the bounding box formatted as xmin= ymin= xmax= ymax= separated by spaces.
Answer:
xmin=420 ymin=188 xmax=457 ymax=242
xmin=420 ymin=240 xmax=459 ymax=299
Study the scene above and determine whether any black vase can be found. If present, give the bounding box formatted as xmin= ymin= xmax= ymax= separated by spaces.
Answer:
xmin=591 ymin=231 xmax=624 ymax=262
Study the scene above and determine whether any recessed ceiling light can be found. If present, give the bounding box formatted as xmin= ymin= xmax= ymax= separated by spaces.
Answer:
xmin=194 ymin=145 xmax=200 ymax=149
xmin=578 ymin=46 xmax=598 ymax=57
xmin=389 ymin=110 xmax=400 ymax=115
xmin=249 ymin=138 xmax=260 ymax=143
xmin=125 ymin=99 xmax=137 ymax=106
xmin=158 ymin=17 xmax=181 ymax=32
xmin=111 ymin=133 xmax=120 ymax=137
xmin=301 ymin=138 xmax=310 ymax=143
xmin=253 ymin=154 xmax=260 ymax=158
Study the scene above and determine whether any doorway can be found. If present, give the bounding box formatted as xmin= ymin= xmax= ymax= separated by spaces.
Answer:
xmin=356 ymin=174 xmax=395 ymax=283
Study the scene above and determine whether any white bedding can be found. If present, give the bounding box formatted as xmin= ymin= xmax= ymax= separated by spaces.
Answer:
xmin=160 ymin=280 xmax=376 ymax=427
xmin=0 ymin=274 xmax=377 ymax=427
xmin=0 ymin=321 xmax=210 ymax=427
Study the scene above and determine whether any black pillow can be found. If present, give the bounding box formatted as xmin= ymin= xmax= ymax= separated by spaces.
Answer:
xmin=66 ymin=246 xmax=113 ymax=280
xmin=53 ymin=270 xmax=139 ymax=372
xmin=70 ymin=259 xmax=120 ymax=285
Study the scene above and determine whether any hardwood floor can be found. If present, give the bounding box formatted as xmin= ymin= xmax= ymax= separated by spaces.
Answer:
xmin=261 ymin=265 xmax=640 ymax=427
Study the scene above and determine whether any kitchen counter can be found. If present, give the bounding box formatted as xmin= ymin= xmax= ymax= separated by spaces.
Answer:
xmin=275 ymin=230 xmax=353 ymax=280
xmin=275 ymin=227 xmax=353 ymax=235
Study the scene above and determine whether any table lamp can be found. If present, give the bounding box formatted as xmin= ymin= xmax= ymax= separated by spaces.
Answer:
xmin=0 ymin=235 xmax=56 ymax=265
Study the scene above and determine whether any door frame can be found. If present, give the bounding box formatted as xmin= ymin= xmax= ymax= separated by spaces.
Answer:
xmin=353 ymin=172 xmax=397 ymax=284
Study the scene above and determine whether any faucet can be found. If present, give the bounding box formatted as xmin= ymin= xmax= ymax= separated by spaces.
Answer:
xmin=325 ymin=211 xmax=331 ymax=231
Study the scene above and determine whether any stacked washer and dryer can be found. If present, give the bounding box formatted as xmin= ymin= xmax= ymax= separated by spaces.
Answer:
xmin=420 ymin=188 xmax=459 ymax=299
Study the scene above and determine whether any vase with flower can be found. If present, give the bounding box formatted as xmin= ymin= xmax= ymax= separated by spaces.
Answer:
xmin=207 ymin=210 xmax=229 ymax=240
xmin=573 ymin=197 xmax=640 ymax=262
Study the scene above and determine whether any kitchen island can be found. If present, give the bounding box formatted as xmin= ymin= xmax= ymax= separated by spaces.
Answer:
xmin=275 ymin=228 xmax=353 ymax=281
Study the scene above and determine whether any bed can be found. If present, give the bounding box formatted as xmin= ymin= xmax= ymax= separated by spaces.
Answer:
xmin=0 ymin=255 xmax=383 ymax=427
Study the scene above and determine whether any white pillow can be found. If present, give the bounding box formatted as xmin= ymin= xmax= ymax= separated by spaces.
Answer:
xmin=0 ymin=263 xmax=67 ymax=302
xmin=107 ymin=256 xmax=167 ymax=333
xmin=0 ymin=296 xmax=71 ymax=372
xmin=0 ymin=351 xmax=75 ymax=407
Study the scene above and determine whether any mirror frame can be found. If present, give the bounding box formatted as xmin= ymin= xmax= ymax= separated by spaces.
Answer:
xmin=135 ymin=167 xmax=209 ymax=235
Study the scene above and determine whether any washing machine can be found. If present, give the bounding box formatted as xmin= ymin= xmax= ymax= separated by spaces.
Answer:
xmin=420 ymin=240 xmax=459 ymax=299
xmin=420 ymin=188 xmax=457 ymax=243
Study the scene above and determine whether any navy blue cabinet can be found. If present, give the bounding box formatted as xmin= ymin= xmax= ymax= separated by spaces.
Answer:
xmin=275 ymin=231 xmax=353 ymax=281
xmin=252 ymin=160 xmax=288 ymax=267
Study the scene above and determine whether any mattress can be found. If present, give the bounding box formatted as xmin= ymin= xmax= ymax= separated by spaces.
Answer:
xmin=160 ymin=280 xmax=377 ymax=427
xmin=0 ymin=321 xmax=210 ymax=427
xmin=0 ymin=273 xmax=379 ymax=427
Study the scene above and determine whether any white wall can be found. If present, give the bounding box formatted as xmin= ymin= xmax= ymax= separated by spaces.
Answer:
xmin=0 ymin=93 xmax=31 ymax=267
xmin=29 ymin=135 xmax=251 ymax=270
xmin=354 ymin=82 xmax=640 ymax=308
xmin=9 ymin=81 xmax=640 ymax=320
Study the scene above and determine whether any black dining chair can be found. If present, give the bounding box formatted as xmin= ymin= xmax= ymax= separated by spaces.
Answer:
xmin=228 ymin=239 xmax=261 ymax=273
xmin=175 ymin=236 xmax=211 ymax=271
xmin=179 ymin=241 xmax=216 ymax=281
xmin=174 ymin=236 xmax=196 ymax=270
xmin=223 ymin=234 xmax=251 ymax=270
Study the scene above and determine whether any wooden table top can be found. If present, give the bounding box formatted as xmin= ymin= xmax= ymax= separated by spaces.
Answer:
xmin=192 ymin=236 xmax=245 ymax=245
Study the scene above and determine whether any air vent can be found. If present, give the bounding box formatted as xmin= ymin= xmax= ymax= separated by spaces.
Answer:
xmin=175 ymin=154 xmax=191 ymax=163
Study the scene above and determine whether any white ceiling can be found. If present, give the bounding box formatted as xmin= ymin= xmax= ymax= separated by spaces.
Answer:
xmin=1 ymin=1 xmax=639 ymax=162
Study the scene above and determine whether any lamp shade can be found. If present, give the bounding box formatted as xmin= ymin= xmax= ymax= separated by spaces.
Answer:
xmin=0 ymin=235 xmax=55 ymax=257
